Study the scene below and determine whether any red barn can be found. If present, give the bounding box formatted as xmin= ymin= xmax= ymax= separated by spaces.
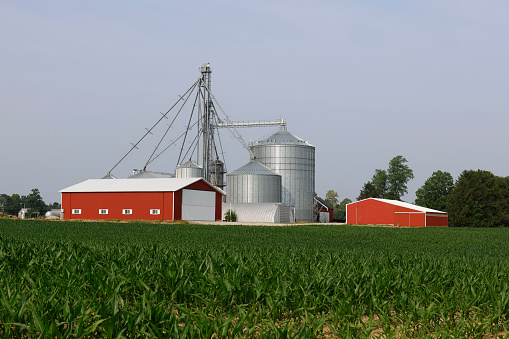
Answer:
xmin=60 ymin=178 xmax=224 ymax=221
xmin=314 ymin=197 xmax=334 ymax=222
xmin=346 ymin=198 xmax=448 ymax=227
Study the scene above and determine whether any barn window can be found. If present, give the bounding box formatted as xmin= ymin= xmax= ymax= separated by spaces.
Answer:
xmin=72 ymin=209 xmax=81 ymax=214
xmin=123 ymin=209 xmax=132 ymax=215
xmin=99 ymin=209 xmax=109 ymax=215
xmin=150 ymin=209 xmax=160 ymax=215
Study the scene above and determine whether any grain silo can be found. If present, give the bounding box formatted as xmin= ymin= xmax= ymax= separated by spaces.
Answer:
xmin=226 ymin=159 xmax=282 ymax=203
xmin=250 ymin=127 xmax=315 ymax=221
xmin=175 ymin=160 xmax=204 ymax=178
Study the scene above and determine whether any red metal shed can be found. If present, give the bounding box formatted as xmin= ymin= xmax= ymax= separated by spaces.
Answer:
xmin=60 ymin=178 xmax=224 ymax=221
xmin=346 ymin=198 xmax=448 ymax=227
xmin=314 ymin=197 xmax=334 ymax=222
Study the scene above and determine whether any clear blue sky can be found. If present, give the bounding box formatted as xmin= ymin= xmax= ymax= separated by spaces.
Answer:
xmin=1 ymin=0 xmax=508 ymax=204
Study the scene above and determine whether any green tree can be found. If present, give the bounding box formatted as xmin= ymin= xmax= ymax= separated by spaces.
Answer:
xmin=415 ymin=170 xmax=454 ymax=211
xmin=357 ymin=181 xmax=378 ymax=200
xmin=447 ymin=170 xmax=509 ymax=227
xmin=386 ymin=155 xmax=414 ymax=200
xmin=47 ymin=202 xmax=61 ymax=210
xmin=325 ymin=190 xmax=339 ymax=208
xmin=0 ymin=194 xmax=9 ymax=214
xmin=3 ymin=194 xmax=22 ymax=216
xmin=371 ymin=169 xmax=388 ymax=198
xmin=26 ymin=188 xmax=47 ymax=216
xmin=335 ymin=198 xmax=352 ymax=220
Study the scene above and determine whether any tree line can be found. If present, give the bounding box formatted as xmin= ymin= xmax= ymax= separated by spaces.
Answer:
xmin=0 ymin=189 xmax=60 ymax=217
xmin=326 ymin=156 xmax=509 ymax=227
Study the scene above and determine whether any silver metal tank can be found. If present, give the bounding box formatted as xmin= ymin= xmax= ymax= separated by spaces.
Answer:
xmin=226 ymin=159 xmax=282 ymax=203
xmin=250 ymin=127 xmax=315 ymax=221
xmin=175 ymin=160 xmax=204 ymax=178
xmin=210 ymin=159 xmax=226 ymax=189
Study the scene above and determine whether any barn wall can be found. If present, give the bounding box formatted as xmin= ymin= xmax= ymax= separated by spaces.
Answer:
xmin=174 ymin=190 xmax=182 ymax=220
xmin=347 ymin=199 xmax=395 ymax=225
xmin=186 ymin=180 xmax=216 ymax=191
xmin=426 ymin=213 xmax=448 ymax=226
xmin=395 ymin=213 xmax=426 ymax=227
xmin=62 ymin=192 xmax=174 ymax=221
xmin=318 ymin=207 xmax=333 ymax=222
xmin=61 ymin=192 xmax=71 ymax=220
xmin=215 ymin=192 xmax=223 ymax=221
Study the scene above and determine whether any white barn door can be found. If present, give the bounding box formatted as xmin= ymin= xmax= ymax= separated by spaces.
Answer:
xmin=181 ymin=189 xmax=216 ymax=221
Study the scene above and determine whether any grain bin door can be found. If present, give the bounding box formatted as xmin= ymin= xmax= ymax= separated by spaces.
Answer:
xmin=181 ymin=189 xmax=216 ymax=221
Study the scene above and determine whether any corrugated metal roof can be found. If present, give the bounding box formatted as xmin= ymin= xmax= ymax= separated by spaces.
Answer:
xmin=314 ymin=197 xmax=334 ymax=209
xmin=222 ymin=203 xmax=292 ymax=223
xmin=351 ymin=198 xmax=446 ymax=214
xmin=60 ymin=178 xmax=225 ymax=194
xmin=252 ymin=129 xmax=313 ymax=147
xmin=228 ymin=160 xmax=281 ymax=176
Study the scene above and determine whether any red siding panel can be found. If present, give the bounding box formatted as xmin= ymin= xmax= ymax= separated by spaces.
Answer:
xmin=174 ymin=190 xmax=182 ymax=220
xmin=215 ymin=192 xmax=223 ymax=221
xmin=185 ymin=180 xmax=216 ymax=191
xmin=347 ymin=199 xmax=395 ymax=225
xmin=62 ymin=192 xmax=174 ymax=221
xmin=346 ymin=199 xmax=446 ymax=227
xmin=426 ymin=214 xmax=448 ymax=226
xmin=61 ymin=192 xmax=71 ymax=220
xmin=395 ymin=213 xmax=426 ymax=227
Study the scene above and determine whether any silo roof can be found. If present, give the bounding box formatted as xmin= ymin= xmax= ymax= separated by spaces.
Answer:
xmin=177 ymin=160 xmax=202 ymax=169
xmin=228 ymin=160 xmax=281 ymax=176
xmin=253 ymin=129 xmax=313 ymax=147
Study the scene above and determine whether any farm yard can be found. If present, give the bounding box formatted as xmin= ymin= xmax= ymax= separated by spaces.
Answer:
xmin=1 ymin=220 xmax=509 ymax=338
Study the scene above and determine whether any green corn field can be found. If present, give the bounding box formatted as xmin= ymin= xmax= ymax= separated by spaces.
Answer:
xmin=0 ymin=219 xmax=508 ymax=338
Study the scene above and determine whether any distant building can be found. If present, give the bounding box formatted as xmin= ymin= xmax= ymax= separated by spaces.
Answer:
xmin=314 ymin=197 xmax=334 ymax=223
xmin=346 ymin=198 xmax=448 ymax=227
xmin=18 ymin=208 xmax=28 ymax=219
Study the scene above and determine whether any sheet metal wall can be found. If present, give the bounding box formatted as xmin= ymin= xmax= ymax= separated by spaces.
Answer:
xmin=251 ymin=130 xmax=315 ymax=221
xmin=226 ymin=173 xmax=281 ymax=203
xmin=181 ymin=189 xmax=216 ymax=221
xmin=223 ymin=203 xmax=293 ymax=223
xmin=175 ymin=161 xmax=203 ymax=178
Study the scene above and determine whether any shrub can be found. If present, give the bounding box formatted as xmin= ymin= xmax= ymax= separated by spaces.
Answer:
xmin=224 ymin=209 xmax=237 ymax=222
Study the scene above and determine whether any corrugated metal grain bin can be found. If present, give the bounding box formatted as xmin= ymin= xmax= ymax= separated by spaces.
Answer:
xmin=175 ymin=160 xmax=204 ymax=179
xmin=226 ymin=160 xmax=282 ymax=203
xmin=250 ymin=127 xmax=315 ymax=221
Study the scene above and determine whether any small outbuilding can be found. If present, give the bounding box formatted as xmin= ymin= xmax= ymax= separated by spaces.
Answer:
xmin=60 ymin=178 xmax=224 ymax=221
xmin=314 ymin=197 xmax=334 ymax=223
xmin=346 ymin=198 xmax=448 ymax=227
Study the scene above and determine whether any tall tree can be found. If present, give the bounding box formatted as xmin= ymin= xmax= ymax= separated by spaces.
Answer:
xmin=371 ymin=169 xmax=388 ymax=198
xmin=26 ymin=188 xmax=47 ymax=216
xmin=0 ymin=194 xmax=9 ymax=214
xmin=386 ymin=155 xmax=414 ymax=200
xmin=325 ymin=190 xmax=339 ymax=208
xmin=4 ymin=194 xmax=22 ymax=216
xmin=357 ymin=181 xmax=378 ymax=200
xmin=447 ymin=170 xmax=509 ymax=227
xmin=415 ymin=170 xmax=454 ymax=211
